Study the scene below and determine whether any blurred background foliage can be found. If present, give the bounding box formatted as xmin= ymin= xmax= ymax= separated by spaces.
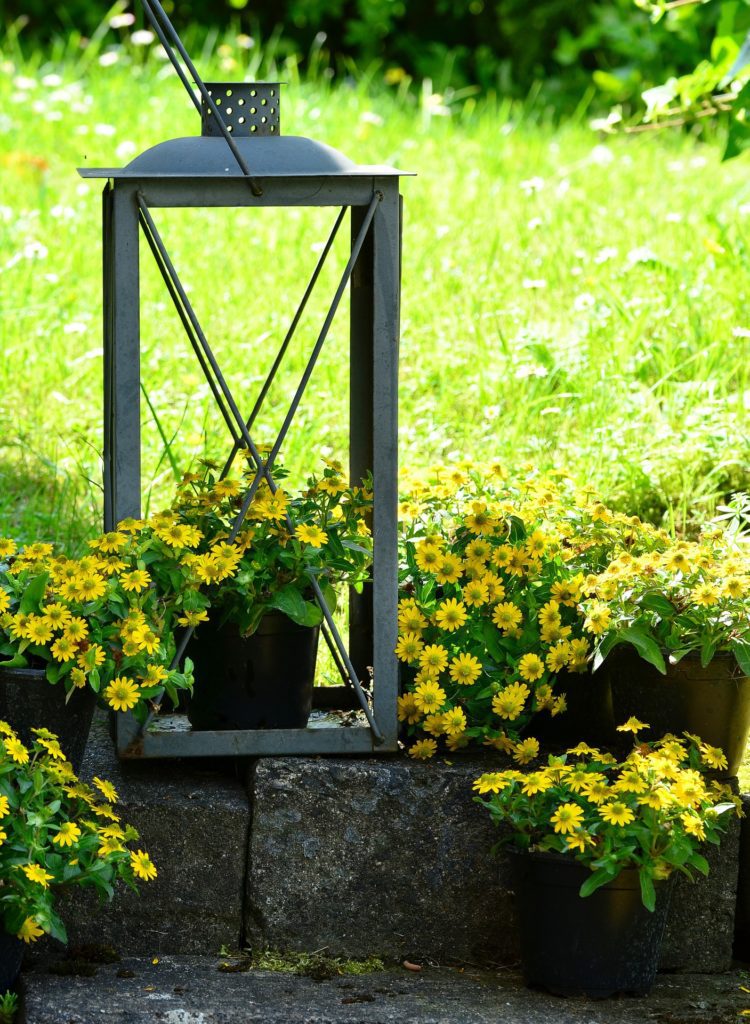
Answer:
xmin=0 ymin=0 xmax=726 ymax=114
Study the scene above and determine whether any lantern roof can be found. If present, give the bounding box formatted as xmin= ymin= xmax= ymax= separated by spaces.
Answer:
xmin=78 ymin=81 xmax=409 ymax=181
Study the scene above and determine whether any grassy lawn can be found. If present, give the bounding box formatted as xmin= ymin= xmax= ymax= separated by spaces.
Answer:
xmin=1 ymin=33 xmax=750 ymax=553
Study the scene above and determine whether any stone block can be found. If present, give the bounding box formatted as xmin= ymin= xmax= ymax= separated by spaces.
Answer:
xmin=246 ymin=756 xmax=741 ymax=971
xmin=56 ymin=712 xmax=250 ymax=956
xmin=246 ymin=755 xmax=518 ymax=964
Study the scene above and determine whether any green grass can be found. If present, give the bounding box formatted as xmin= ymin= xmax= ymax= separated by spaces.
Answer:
xmin=2 ymin=28 xmax=750 ymax=549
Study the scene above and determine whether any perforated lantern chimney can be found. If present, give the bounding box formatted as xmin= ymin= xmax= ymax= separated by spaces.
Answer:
xmin=79 ymin=2 xmax=410 ymax=761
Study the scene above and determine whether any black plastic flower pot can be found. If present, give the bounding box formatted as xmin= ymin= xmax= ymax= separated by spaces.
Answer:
xmin=0 ymin=666 xmax=97 ymax=772
xmin=510 ymin=851 xmax=672 ymax=998
xmin=609 ymin=647 xmax=750 ymax=775
xmin=187 ymin=611 xmax=320 ymax=730
xmin=529 ymin=666 xmax=616 ymax=750
xmin=0 ymin=930 xmax=24 ymax=990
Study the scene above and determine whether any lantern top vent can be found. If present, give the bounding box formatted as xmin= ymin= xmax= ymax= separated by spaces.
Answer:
xmin=78 ymin=80 xmax=409 ymax=181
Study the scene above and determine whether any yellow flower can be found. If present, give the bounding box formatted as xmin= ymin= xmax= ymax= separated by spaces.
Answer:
xmin=131 ymin=627 xmax=160 ymax=655
xmin=51 ymin=635 xmax=78 ymax=663
xmin=442 ymin=707 xmax=467 ymax=736
xmin=538 ymin=601 xmax=561 ymax=630
xmin=692 ymin=582 xmax=719 ymax=607
xmin=17 ymin=917 xmax=44 ymax=944
xmin=398 ymin=606 xmax=427 ymax=633
xmin=395 ymin=632 xmax=424 ymax=663
xmin=397 ymin=693 xmax=422 ymax=724
xmin=492 ymin=681 xmax=530 ymax=721
xmin=296 ymin=524 xmax=328 ymax=548
xmin=522 ymin=771 xmax=552 ymax=796
xmin=64 ymin=617 xmax=89 ymax=642
xmin=93 ymin=776 xmax=118 ymax=802
xmin=419 ymin=644 xmax=449 ymax=675
xmin=681 ymin=813 xmax=706 ymax=840
xmin=550 ymin=577 xmax=583 ymax=607
xmin=700 ymin=743 xmax=728 ymax=771
xmin=583 ymin=602 xmax=611 ymax=635
xmin=518 ymin=653 xmax=545 ymax=682
xmin=77 ymin=644 xmax=106 ymax=671
xmin=545 ymin=642 xmax=571 ymax=674
xmin=104 ymin=677 xmax=141 ymax=713
xmin=449 ymin=652 xmax=482 ymax=686
xmin=5 ymin=736 xmax=29 ymax=764
xmin=513 ymin=737 xmax=540 ymax=765
xmin=550 ymin=803 xmax=585 ymax=835
xmin=130 ymin=849 xmax=158 ymax=881
xmin=434 ymin=554 xmax=463 ymax=586
xmin=408 ymin=739 xmax=438 ymax=760
xmin=74 ymin=574 xmax=107 ymax=602
xmin=0 ymin=796 xmax=8 ymax=818
xmin=413 ymin=680 xmax=447 ymax=714
xmin=434 ymin=598 xmax=468 ymax=632
xmin=53 ymin=822 xmax=82 ymax=847
xmin=472 ymin=772 xmax=511 ymax=794
xmin=25 ymin=615 xmax=54 ymax=645
xmin=616 ymin=717 xmax=650 ymax=735
xmin=492 ymin=602 xmax=523 ymax=633
xmin=120 ymin=569 xmax=151 ymax=593
xmin=22 ymin=863 xmax=55 ymax=887
xmin=93 ymin=531 xmax=128 ymax=553
xmin=599 ymin=802 xmax=635 ymax=827
xmin=462 ymin=579 xmax=489 ymax=607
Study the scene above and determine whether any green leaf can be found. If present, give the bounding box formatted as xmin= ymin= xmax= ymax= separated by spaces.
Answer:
xmin=700 ymin=635 xmax=718 ymax=669
xmin=724 ymin=79 xmax=750 ymax=160
xmin=640 ymin=593 xmax=675 ymax=618
xmin=618 ymin=626 xmax=666 ymax=674
xmin=579 ymin=866 xmax=616 ymax=899
xmin=686 ymin=852 xmax=710 ymax=876
xmin=19 ymin=572 xmax=49 ymax=615
xmin=268 ymin=586 xmax=308 ymax=625
xmin=731 ymin=640 xmax=750 ymax=676
xmin=0 ymin=652 xmax=29 ymax=668
xmin=639 ymin=871 xmax=656 ymax=912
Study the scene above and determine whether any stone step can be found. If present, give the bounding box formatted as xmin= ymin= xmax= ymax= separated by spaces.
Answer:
xmin=58 ymin=713 xmax=742 ymax=973
xmin=19 ymin=955 xmax=750 ymax=1024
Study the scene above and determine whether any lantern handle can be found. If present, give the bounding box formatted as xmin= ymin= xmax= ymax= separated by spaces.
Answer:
xmin=139 ymin=0 xmax=264 ymax=196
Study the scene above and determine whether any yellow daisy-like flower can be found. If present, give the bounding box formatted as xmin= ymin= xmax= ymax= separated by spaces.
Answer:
xmin=77 ymin=644 xmax=106 ymax=671
xmin=98 ymin=837 xmax=125 ymax=857
xmin=545 ymin=642 xmax=571 ymax=674
xmin=462 ymin=580 xmax=489 ymax=607
xmin=131 ymin=627 xmax=160 ymax=655
xmin=521 ymin=771 xmax=552 ymax=796
xmin=517 ymin=653 xmax=545 ymax=683
xmin=94 ymin=531 xmax=128 ymax=553
xmin=104 ymin=677 xmax=141 ymax=713
xmin=398 ymin=606 xmax=427 ymax=634
xmin=5 ymin=736 xmax=29 ymax=764
xmin=472 ymin=772 xmax=511 ymax=794
xmin=25 ymin=615 xmax=54 ymax=645
xmin=120 ymin=569 xmax=151 ymax=593
xmin=492 ymin=681 xmax=530 ymax=721
xmin=449 ymin=652 xmax=482 ymax=686
xmin=538 ymin=601 xmax=561 ymax=630
xmin=413 ymin=679 xmax=447 ymax=714
xmin=616 ymin=717 xmax=650 ymax=735
xmin=395 ymin=632 xmax=424 ymax=663
xmin=422 ymin=713 xmax=446 ymax=737
xmin=513 ymin=737 xmax=540 ymax=765
xmin=583 ymin=602 xmax=611 ymax=635
xmin=296 ymin=524 xmax=328 ymax=548
xmin=419 ymin=644 xmax=449 ymax=675
xmin=22 ymin=863 xmax=55 ymax=888
xmin=42 ymin=603 xmax=72 ymax=629
xmin=53 ymin=822 xmax=82 ymax=847
xmin=414 ymin=545 xmax=442 ymax=572
xmin=0 ymin=795 xmax=9 ymax=818
xmin=599 ymin=801 xmax=635 ymax=827
xmin=408 ymin=738 xmax=438 ymax=760
xmin=71 ymin=667 xmax=88 ymax=689
xmin=64 ymin=617 xmax=89 ymax=642
xmin=434 ymin=598 xmax=468 ymax=632
xmin=51 ymin=634 xmax=78 ymax=663
xmin=130 ymin=849 xmax=158 ymax=881
xmin=691 ymin=582 xmax=719 ymax=607
xmin=74 ymin=574 xmax=107 ymax=602
xmin=17 ymin=917 xmax=45 ymax=944
xmin=582 ymin=779 xmax=610 ymax=804
xmin=93 ymin=776 xmax=118 ymax=803
xmin=700 ymin=743 xmax=728 ymax=771
xmin=442 ymin=706 xmax=467 ymax=736
xmin=141 ymin=664 xmax=169 ymax=686
xmin=491 ymin=602 xmax=522 ymax=633
xmin=0 ymin=539 xmax=17 ymax=558
xmin=681 ymin=813 xmax=706 ymax=840
xmin=397 ymin=693 xmax=422 ymax=725
xmin=434 ymin=554 xmax=463 ymax=586
xmin=550 ymin=802 xmax=585 ymax=835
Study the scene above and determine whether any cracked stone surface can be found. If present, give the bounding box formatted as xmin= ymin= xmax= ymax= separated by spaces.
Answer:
xmin=20 ymin=955 xmax=750 ymax=1024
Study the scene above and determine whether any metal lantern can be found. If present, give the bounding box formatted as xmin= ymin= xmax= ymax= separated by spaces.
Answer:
xmin=79 ymin=1 xmax=409 ymax=758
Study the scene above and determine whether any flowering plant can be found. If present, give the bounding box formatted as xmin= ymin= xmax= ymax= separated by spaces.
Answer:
xmin=0 ymin=528 xmax=195 ymax=722
xmin=583 ymin=530 xmax=750 ymax=675
xmin=473 ymin=720 xmax=737 ymax=910
xmin=395 ymin=463 xmax=665 ymax=762
xmin=167 ymin=456 xmax=373 ymax=636
xmin=0 ymin=722 xmax=156 ymax=945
